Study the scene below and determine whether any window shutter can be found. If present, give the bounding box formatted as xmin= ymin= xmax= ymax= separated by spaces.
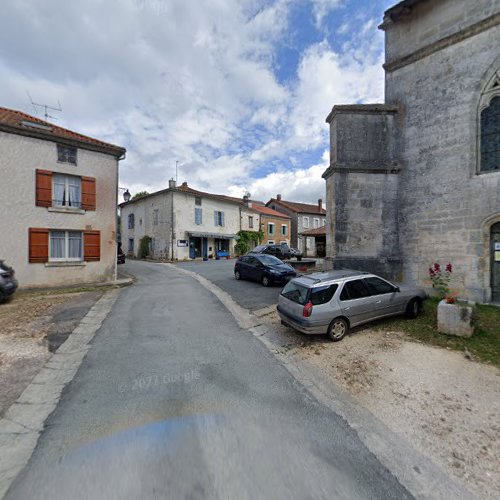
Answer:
xmin=81 ymin=176 xmax=96 ymax=210
xmin=84 ymin=230 xmax=100 ymax=261
xmin=29 ymin=228 xmax=49 ymax=263
xmin=36 ymin=170 xmax=52 ymax=207
xmin=214 ymin=210 xmax=218 ymax=226
xmin=221 ymin=212 xmax=225 ymax=227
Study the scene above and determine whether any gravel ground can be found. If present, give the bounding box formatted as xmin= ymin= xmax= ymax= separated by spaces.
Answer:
xmin=264 ymin=311 xmax=500 ymax=500
xmin=0 ymin=291 xmax=102 ymax=417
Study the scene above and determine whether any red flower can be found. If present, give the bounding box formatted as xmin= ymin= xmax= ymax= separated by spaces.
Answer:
xmin=429 ymin=267 xmax=435 ymax=277
xmin=434 ymin=263 xmax=441 ymax=272
xmin=446 ymin=263 xmax=452 ymax=273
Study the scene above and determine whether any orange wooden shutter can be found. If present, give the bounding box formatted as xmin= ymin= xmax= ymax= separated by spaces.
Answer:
xmin=81 ymin=176 xmax=96 ymax=210
xmin=84 ymin=231 xmax=100 ymax=261
xmin=36 ymin=170 xmax=52 ymax=207
xmin=29 ymin=228 xmax=49 ymax=263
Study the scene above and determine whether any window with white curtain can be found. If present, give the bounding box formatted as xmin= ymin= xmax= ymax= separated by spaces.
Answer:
xmin=50 ymin=230 xmax=83 ymax=261
xmin=52 ymin=174 xmax=81 ymax=208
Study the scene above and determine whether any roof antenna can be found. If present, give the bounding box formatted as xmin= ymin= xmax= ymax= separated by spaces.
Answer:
xmin=26 ymin=91 xmax=62 ymax=121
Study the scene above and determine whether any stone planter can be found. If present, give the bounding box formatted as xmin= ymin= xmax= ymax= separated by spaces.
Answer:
xmin=437 ymin=300 xmax=474 ymax=337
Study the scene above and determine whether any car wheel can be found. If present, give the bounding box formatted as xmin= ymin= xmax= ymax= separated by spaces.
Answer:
xmin=235 ymin=270 xmax=241 ymax=280
xmin=406 ymin=298 xmax=421 ymax=319
xmin=327 ymin=317 xmax=349 ymax=342
xmin=261 ymin=275 xmax=271 ymax=287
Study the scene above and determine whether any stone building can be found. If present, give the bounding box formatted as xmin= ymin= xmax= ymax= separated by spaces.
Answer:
xmin=323 ymin=0 xmax=500 ymax=303
xmin=0 ymin=107 xmax=125 ymax=288
xmin=251 ymin=204 xmax=291 ymax=246
xmin=266 ymin=195 xmax=326 ymax=255
xmin=119 ymin=181 xmax=261 ymax=260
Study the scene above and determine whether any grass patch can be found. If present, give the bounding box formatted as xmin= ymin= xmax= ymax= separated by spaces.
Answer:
xmin=372 ymin=298 xmax=500 ymax=367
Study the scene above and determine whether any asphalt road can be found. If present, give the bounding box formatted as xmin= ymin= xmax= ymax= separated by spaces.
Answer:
xmin=175 ymin=258 xmax=284 ymax=311
xmin=7 ymin=260 xmax=412 ymax=500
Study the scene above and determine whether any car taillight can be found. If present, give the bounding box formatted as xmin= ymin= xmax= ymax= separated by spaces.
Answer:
xmin=303 ymin=301 xmax=313 ymax=318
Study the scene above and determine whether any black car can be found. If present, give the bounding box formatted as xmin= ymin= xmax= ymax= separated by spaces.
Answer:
xmin=234 ymin=254 xmax=296 ymax=287
xmin=249 ymin=244 xmax=291 ymax=260
xmin=0 ymin=260 xmax=18 ymax=303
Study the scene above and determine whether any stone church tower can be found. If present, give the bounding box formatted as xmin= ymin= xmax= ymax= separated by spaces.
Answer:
xmin=323 ymin=0 xmax=500 ymax=303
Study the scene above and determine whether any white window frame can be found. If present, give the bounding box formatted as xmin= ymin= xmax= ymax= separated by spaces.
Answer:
xmin=153 ymin=209 xmax=159 ymax=226
xmin=303 ymin=216 xmax=310 ymax=228
xmin=248 ymin=216 xmax=253 ymax=229
xmin=268 ymin=222 xmax=275 ymax=235
xmin=281 ymin=224 xmax=287 ymax=236
xmin=52 ymin=174 xmax=82 ymax=208
xmin=268 ymin=240 xmax=275 ymax=245
xmin=322 ymin=218 xmax=326 ymax=226
xmin=314 ymin=218 xmax=320 ymax=228
xmin=49 ymin=230 xmax=83 ymax=262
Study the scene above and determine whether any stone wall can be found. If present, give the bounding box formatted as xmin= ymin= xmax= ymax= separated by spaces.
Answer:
xmin=386 ymin=8 xmax=500 ymax=301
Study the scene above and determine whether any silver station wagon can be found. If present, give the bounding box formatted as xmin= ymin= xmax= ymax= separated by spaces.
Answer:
xmin=277 ymin=270 xmax=427 ymax=341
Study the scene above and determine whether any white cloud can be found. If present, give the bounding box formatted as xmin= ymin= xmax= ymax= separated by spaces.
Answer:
xmin=1 ymin=0 xmax=386 ymax=205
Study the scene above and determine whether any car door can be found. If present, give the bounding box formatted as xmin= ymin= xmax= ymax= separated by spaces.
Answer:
xmin=246 ymin=256 xmax=261 ymax=282
xmin=363 ymin=276 xmax=401 ymax=318
xmin=338 ymin=279 xmax=373 ymax=326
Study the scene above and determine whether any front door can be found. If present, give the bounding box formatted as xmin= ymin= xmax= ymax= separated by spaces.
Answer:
xmin=491 ymin=222 xmax=500 ymax=303
xmin=189 ymin=237 xmax=202 ymax=259
xmin=202 ymin=238 xmax=208 ymax=259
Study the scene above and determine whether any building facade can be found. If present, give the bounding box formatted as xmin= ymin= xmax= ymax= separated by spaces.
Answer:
xmin=251 ymin=205 xmax=291 ymax=245
xmin=120 ymin=181 xmax=261 ymax=260
xmin=266 ymin=195 xmax=326 ymax=255
xmin=0 ymin=107 xmax=125 ymax=288
xmin=323 ymin=0 xmax=500 ymax=302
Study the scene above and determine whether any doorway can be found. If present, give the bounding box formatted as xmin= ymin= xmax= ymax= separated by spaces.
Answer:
xmin=491 ymin=222 xmax=500 ymax=303
xmin=189 ymin=237 xmax=202 ymax=259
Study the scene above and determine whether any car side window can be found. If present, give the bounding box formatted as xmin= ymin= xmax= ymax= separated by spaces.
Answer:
xmin=247 ymin=257 xmax=258 ymax=266
xmin=340 ymin=279 xmax=370 ymax=300
xmin=310 ymin=284 xmax=338 ymax=305
xmin=364 ymin=277 xmax=395 ymax=295
xmin=240 ymin=256 xmax=249 ymax=263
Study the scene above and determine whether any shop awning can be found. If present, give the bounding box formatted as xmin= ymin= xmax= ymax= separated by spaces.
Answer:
xmin=187 ymin=232 xmax=237 ymax=240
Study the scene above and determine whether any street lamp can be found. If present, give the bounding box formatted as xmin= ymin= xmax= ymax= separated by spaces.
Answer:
xmin=123 ymin=189 xmax=131 ymax=202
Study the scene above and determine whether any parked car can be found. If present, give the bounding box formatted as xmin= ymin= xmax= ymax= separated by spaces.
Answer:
xmin=234 ymin=254 xmax=296 ymax=286
xmin=0 ymin=260 xmax=18 ymax=303
xmin=117 ymin=243 xmax=126 ymax=264
xmin=249 ymin=244 xmax=290 ymax=260
xmin=289 ymin=247 xmax=303 ymax=261
xmin=277 ymin=270 xmax=427 ymax=341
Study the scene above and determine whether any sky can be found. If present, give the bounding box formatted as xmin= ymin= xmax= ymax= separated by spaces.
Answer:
xmin=1 ymin=0 xmax=395 ymax=205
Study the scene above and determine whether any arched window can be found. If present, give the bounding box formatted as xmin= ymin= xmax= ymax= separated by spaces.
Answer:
xmin=479 ymin=73 xmax=500 ymax=173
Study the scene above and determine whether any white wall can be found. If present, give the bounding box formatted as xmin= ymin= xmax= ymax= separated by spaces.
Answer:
xmin=0 ymin=132 xmax=119 ymax=288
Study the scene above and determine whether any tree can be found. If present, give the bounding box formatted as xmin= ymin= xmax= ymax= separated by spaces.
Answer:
xmin=131 ymin=191 xmax=149 ymax=200
xmin=234 ymin=230 xmax=263 ymax=256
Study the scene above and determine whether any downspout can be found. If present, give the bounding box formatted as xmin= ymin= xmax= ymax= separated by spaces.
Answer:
xmin=171 ymin=189 xmax=175 ymax=261
xmin=114 ymin=154 xmax=125 ymax=281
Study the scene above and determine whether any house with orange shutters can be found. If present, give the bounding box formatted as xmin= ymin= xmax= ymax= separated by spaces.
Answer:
xmin=0 ymin=107 xmax=126 ymax=288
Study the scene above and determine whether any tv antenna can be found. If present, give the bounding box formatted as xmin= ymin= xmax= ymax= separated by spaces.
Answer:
xmin=26 ymin=91 xmax=62 ymax=121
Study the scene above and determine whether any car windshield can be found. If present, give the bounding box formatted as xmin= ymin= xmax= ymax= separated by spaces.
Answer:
xmin=251 ymin=246 xmax=266 ymax=252
xmin=256 ymin=254 xmax=283 ymax=265
xmin=281 ymin=281 xmax=309 ymax=304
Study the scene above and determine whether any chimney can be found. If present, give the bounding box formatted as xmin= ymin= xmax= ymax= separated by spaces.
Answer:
xmin=182 ymin=181 xmax=188 ymax=188
xmin=168 ymin=178 xmax=176 ymax=189
xmin=243 ymin=194 xmax=249 ymax=206
xmin=318 ymin=198 xmax=323 ymax=212
xmin=277 ymin=194 xmax=282 ymax=201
